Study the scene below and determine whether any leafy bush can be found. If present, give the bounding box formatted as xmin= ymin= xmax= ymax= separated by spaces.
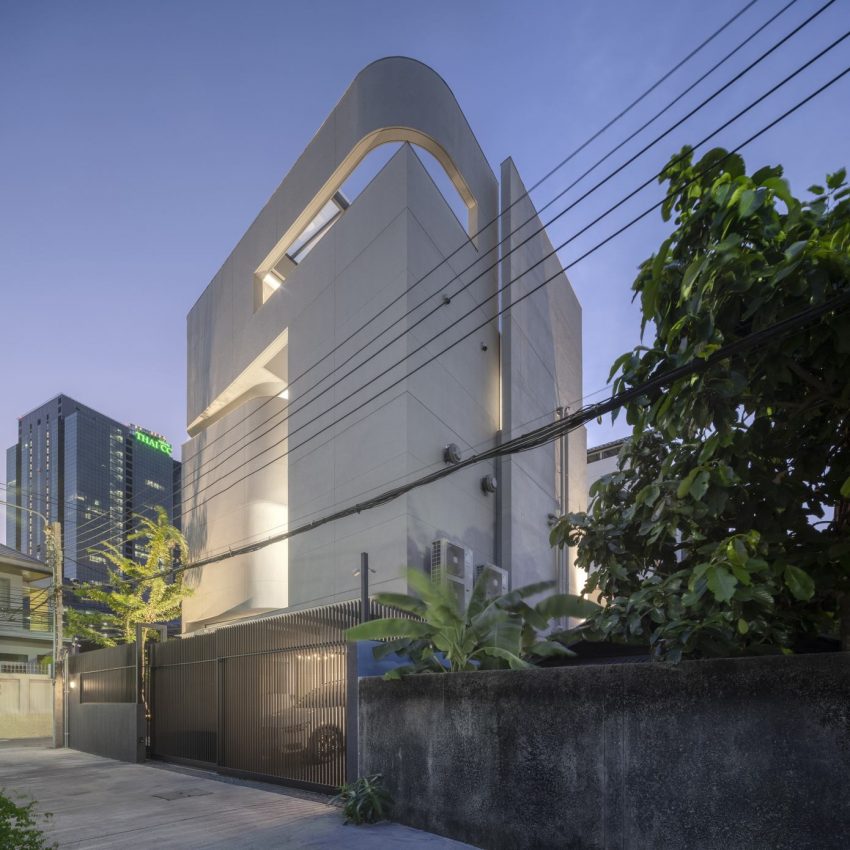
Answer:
xmin=0 ymin=791 xmax=54 ymax=850
xmin=551 ymin=148 xmax=850 ymax=660
xmin=332 ymin=774 xmax=392 ymax=825
xmin=346 ymin=567 xmax=599 ymax=676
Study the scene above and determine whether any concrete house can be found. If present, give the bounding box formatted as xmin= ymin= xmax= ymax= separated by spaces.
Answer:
xmin=0 ymin=543 xmax=52 ymax=667
xmin=182 ymin=58 xmax=585 ymax=632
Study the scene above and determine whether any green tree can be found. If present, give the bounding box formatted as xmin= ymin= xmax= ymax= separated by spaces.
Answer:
xmin=550 ymin=147 xmax=850 ymax=661
xmin=66 ymin=507 xmax=190 ymax=646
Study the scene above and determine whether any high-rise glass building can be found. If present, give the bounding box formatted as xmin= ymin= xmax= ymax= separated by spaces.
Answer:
xmin=5 ymin=394 xmax=181 ymax=583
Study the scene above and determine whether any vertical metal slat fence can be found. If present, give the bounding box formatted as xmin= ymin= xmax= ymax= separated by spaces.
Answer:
xmin=150 ymin=598 xmax=399 ymax=792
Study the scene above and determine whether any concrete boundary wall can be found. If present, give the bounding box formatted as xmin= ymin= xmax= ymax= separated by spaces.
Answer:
xmin=359 ymin=653 xmax=850 ymax=850
xmin=67 ymin=696 xmax=144 ymax=763
xmin=67 ymin=644 xmax=144 ymax=763
xmin=0 ymin=672 xmax=51 ymax=738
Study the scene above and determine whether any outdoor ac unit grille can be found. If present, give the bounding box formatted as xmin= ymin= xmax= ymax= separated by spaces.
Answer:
xmin=474 ymin=563 xmax=509 ymax=598
xmin=431 ymin=540 xmax=466 ymax=578
xmin=430 ymin=539 xmax=473 ymax=608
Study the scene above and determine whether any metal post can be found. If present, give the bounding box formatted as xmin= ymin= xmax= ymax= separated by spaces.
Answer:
xmin=50 ymin=521 xmax=64 ymax=678
xmin=62 ymin=646 xmax=70 ymax=749
xmin=136 ymin=623 xmax=167 ymax=762
xmin=360 ymin=552 xmax=369 ymax=623
xmin=47 ymin=520 xmax=64 ymax=749
xmin=559 ymin=414 xmax=569 ymax=597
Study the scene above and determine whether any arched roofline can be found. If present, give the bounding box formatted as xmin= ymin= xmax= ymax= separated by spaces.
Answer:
xmin=253 ymin=57 xmax=497 ymax=309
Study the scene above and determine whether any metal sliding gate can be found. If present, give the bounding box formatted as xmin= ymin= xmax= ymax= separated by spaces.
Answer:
xmin=149 ymin=599 xmax=386 ymax=792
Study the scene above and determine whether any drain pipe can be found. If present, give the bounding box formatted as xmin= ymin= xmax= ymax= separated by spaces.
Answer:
xmin=62 ymin=647 xmax=70 ymax=748
xmin=560 ymin=410 xmax=569 ymax=597
xmin=554 ymin=407 xmax=569 ymax=597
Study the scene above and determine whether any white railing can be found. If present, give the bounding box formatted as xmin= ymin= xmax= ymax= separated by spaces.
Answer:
xmin=0 ymin=661 xmax=51 ymax=675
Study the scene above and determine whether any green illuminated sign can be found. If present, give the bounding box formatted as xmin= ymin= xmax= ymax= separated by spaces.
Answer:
xmin=135 ymin=430 xmax=172 ymax=456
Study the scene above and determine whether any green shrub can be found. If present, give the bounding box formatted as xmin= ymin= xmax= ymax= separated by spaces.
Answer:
xmin=0 ymin=791 xmax=54 ymax=850
xmin=346 ymin=567 xmax=599 ymax=676
xmin=332 ymin=774 xmax=392 ymax=825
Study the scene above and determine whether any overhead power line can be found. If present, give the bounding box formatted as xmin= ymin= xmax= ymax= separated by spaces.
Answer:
xmin=175 ymin=0 xmax=769 ymax=467
xmin=39 ymin=0 xmax=806 ymax=550
xmin=44 ymin=29 xmax=850 ymax=561
xmin=179 ymin=43 xmax=850 ymax=512
xmin=15 ymin=2 xmax=833 ymax=557
xmin=183 ymin=0 xmax=814 ymax=488
xmin=135 ymin=289 xmax=850 ymax=586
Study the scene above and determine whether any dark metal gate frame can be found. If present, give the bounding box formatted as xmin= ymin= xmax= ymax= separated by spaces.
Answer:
xmin=147 ymin=599 xmax=394 ymax=793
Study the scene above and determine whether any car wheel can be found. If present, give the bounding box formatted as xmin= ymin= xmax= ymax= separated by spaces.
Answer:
xmin=309 ymin=725 xmax=343 ymax=764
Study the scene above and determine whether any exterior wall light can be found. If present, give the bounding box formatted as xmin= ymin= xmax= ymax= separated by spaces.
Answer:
xmin=481 ymin=474 xmax=498 ymax=494
xmin=69 ymin=680 xmax=76 ymax=689
xmin=263 ymin=271 xmax=284 ymax=292
xmin=443 ymin=443 xmax=461 ymax=464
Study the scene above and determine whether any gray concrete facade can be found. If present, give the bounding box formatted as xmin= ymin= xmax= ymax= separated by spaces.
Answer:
xmin=183 ymin=57 xmax=583 ymax=630
xmin=359 ymin=653 xmax=850 ymax=850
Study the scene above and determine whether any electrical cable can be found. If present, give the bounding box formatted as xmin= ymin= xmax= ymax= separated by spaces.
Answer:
xmin=180 ymin=44 xmax=850 ymax=511
xmin=188 ymin=390 xmax=609 ymax=563
xmin=32 ymin=0 xmax=808 ymax=548
xmin=118 ymin=67 xmax=850 ymax=585
xmin=173 ymin=0 xmax=767 ymax=466
xmin=10 ymin=3 xmax=834 ymax=555
xmin=132 ymin=288 xmax=850 ymax=586
xmin=183 ymin=0 xmax=815 ymax=487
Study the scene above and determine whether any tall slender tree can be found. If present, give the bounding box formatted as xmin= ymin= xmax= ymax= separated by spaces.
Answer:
xmin=67 ymin=507 xmax=190 ymax=646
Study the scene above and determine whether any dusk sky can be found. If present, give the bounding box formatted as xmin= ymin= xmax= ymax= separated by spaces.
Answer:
xmin=2 ymin=0 xmax=848 ymax=541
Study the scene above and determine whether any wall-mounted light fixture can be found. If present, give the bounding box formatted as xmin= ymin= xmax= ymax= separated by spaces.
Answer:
xmin=481 ymin=474 xmax=498 ymax=494
xmin=443 ymin=443 xmax=461 ymax=464
xmin=263 ymin=270 xmax=285 ymax=293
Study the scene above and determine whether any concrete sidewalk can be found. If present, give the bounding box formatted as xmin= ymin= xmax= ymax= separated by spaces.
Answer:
xmin=0 ymin=746 xmax=475 ymax=849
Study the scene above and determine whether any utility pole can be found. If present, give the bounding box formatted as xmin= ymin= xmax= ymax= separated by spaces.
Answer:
xmin=47 ymin=521 xmax=64 ymax=692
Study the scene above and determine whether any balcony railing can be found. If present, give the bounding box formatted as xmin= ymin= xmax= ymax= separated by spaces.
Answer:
xmin=0 ymin=661 xmax=51 ymax=675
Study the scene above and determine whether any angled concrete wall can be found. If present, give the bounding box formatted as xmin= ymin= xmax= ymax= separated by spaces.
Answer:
xmin=182 ymin=57 xmax=582 ymax=630
xmin=360 ymin=653 xmax=850 ymax=850
xmin=499 ymin=158 xmax=586 ymax=592
xmin=182 ymin=58 xmax=502 ymax=630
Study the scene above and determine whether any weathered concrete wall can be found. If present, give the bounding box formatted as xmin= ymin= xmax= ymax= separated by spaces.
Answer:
xmin=359 ymin=653 xmax=850 ymax=850
xmin=0 ymin=672 xmax=51 ymax=738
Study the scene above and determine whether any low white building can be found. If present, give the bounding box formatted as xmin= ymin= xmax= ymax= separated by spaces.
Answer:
xmin=182 ymin=58 xmax=585 ymax=632
xmin=587 ymin=439 xmax=627 ymax=491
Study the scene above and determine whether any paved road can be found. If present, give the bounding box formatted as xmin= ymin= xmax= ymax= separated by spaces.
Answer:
xmin=0 ymin=745 xmax=474 ymax=849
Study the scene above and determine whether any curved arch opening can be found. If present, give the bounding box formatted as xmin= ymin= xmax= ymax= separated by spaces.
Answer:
xmin=256 ymin=128 xmax=479 ymax=308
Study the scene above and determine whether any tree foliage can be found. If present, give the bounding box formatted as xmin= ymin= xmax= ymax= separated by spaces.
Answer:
xmin=551 ymin=147 xmax=850 ymax=661
xmin=0 ymin=791 xmax=54 ymax=850
xmin=346 ymin=568 xmax=599 ymax=676
xmin=66 ymin=507 xmax=190 ymax=646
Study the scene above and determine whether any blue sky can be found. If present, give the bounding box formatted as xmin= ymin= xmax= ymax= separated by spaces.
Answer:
xmin=1 ymin=0 xmax=848 ymax=489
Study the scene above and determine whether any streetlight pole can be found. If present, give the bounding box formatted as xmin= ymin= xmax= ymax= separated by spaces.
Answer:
xmin=0 ymin=499 xmax=64 ymax=746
